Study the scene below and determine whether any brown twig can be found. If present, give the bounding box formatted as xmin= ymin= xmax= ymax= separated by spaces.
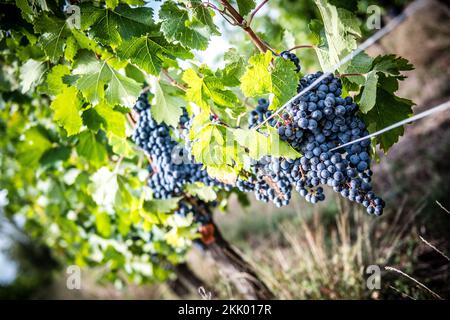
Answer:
xmin=202 ymin=1 xmax=238 ymax=25
xmin=218 ymin=0 xmax=269 ymax=53
xmin=287 ymin=44 xmax=316 ymax=52
xmin=162 ymin=69 xmax=187 ymax=91
xmin=247 ymin=0 xmax=269 ymax=26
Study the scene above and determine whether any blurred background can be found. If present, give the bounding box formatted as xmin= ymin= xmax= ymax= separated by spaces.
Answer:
xmin=1 ymin=0 xmax=449 ymax=299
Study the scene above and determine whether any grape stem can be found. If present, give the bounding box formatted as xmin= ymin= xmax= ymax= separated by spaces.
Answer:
xmin=287 ymin=44 xmax=316 ymax=52
xmin=202 ymin=1 xmax=238 ymax=25
xmin=217 ymin=0 xmax=269 ymax=53
xmin=162 ymin=69 xmax=187 ymax=92
xmin=247 ymin=0 xmax=270 ymax=26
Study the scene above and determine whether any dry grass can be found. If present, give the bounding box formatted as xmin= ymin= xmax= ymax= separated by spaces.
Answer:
xmin=188 ymin=195 xmax=449 ymax=300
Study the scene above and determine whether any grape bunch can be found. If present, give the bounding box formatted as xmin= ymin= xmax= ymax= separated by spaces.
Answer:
xmin=132 ymin=93 xmax=229 ymax=200
xmin=238 ymin=72 xmax=385 ymax=215
xmin=281 ymin=50 xmax=301 ymax=73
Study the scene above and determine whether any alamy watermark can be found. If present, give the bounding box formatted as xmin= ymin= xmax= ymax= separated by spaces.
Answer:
xmin=366 ymin=5 xmax=382 ymax=30
xmin=66 ymin=265 xmax=81 ymax=290
xmin=365 ymin=264 xmax=381 ymax=290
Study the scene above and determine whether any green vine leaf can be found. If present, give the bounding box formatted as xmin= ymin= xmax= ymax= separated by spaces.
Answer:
xmin=46 ymin=64 xmax=71 ymax=96
xmin=233 ymin=127 xmax=301 ymax=160
xmin=240 ymin=51 xmax=272 ymax=97
xmin=76 ymin=131 xmax=108 ymax=167
xmin=241 ymin=52 xmax=298 ymax=109
xmin=271 ymin=58 xmax=300 ymax=109
xmin=159 ymin=1 xmax=209 ymax=50
xmin=107 ymin=133 xmax=137 ymax=158
xmin=70 ymin=52 xmax=141 ymax=108
xmin=190 ymin=0 xmax=220 ymax=35
xmin=183 ymin=68 xmax=238 ymax=112
xmin=117 ymin=34 xmax=193 ymax=76
xmin=144 ymin=198 xmax=182 ymax=215
xmin=217 ymin=51 xmax=246 ymax=87
xmin=151 ymin=78 xmax=184 ymax=128
xmin=311 ymin=0 xmax=361 ymax=71
xmin=50 ymin=86 xmax=83 ymax=136
xmin=89 ymin=167 xmax=119 ymax=209
xmin=357 ymin=55 xmax=414 ymax=114
xmin=358 ymin=71 xmax=379 ymax=113
xmin=19 ymin=59 xmax=47 ymax=93
xmin=33 ymin=14 xmax=70 ymax=62
xmin=185 ymin=182 xmax=217 ymax=202
xmin=361 ymin=86 xmax=413 ymax=153
xmin=80 ymin=3 xmax=155 ymax=46
xmin=17 ymin=126 xmax=52 ymax=166
xmin=94 ymin=102 xmax=127 ymax=138
xmin=235 ymin=0 xmax=256 ymax=16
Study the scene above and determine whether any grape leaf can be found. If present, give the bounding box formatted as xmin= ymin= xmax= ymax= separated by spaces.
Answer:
xmin=159 ymin=1 xmax=209 ymax=50
xmin=151 ymin=79 xmax=183 ymax=128
xmin=361 ymin=87 xmax=413 ymax=152
xmin=70 ymin=52 xmax=141 ymax=108
xmin=46 ymin=64 xmax=70 ymax=96
xmin=311 ymin=0 xmax=360 ymax=71
xmin=241 ymin=52 xmax=298 ymax=109
xmin=183 ymin=68 xmax=238 ymax=111
xmin=240 ymin=51 xmax=272 ymax=97
xmin=185 ymin=183 xmax=217 ymax=202
xmin=82 ymin=108 xmax=104 ymax=132
xmin=105 ymin=0 xmax=119 ymax=9
xmin=328 ymin=0 xmax=358 ymax=11
xmin=117 ymin=34 xmax=193 ymax=76
xmin=191 ymin=124 xmax=238 ymax=167
xmin=94 ymin=102 xmax=127 ymax=138
xmin=190 ymin=0 xmax=220 ymax=35
xmin=357 ymin=55 xmax=414 ymax=113
xmin=64 ymin=36 xmax=78 ymax=62
xmin=95 ymin=211 xmax=112 ymax=238
xmin=19 ymin=59 xmax=47 ymax=93
xmin=233 ymin=127 xmax=301 ymax=160
xmin=217 ymin=53 xmax=246 ymax=87
xmin=16 ymin=0 xmax=49 ymax=23
xmin=40 ymin=146 xmax=71 ymax=166
xmin=372 ymin=54 xmax=414 ymax=76
xmin=50 ymin=86 xmax=83 ymax=136
xmin=271 ymin=58 xmax=300 ymax=109
xmin=358 ymin=71 xmax=378 ymax=113
xmin=206 ymin=165 xmax=237 ymax=184
xmin=76 ymin=131 xmax=108 ymax=167
xmin=235 ymin=0 xmax=256 ymax=16
xmin=144 ymin=198 xmax=181 ymax=214
xmin=33 ymin=14 xmax=70 ymax=62
xmin=80 ymin=3 xmax=155 ymax=46
xmin=341 ymin=51 xmax=373 ymax=86
xmin=17 ymin=126 xmax=52 ymax=166
xmin=107 ymin=133 xmax=137 ymax=158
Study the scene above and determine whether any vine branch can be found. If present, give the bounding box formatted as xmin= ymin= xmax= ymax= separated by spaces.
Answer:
xmin=202 ymin=1 xmax=238 ymax=25
xmin=287 ymin=44 xmax=316 ymax=52
xmin=217 ymin=0 xmax=269 ymax=53
xmin=247 ymin=0 xmax=270 ymax=26
xmin=162 ymin=69 xmax=187 ymax=91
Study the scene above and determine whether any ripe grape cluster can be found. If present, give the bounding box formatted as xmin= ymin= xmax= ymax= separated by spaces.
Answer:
xmin=132 ymin=93 xmax=228 ymax=201
xmin=132 ymin=52 xmax=385 ymax=216
xmin=281 ymin=51 xmax=301 ymax=73
xmin=237 ymin=71 xmax=385 ymax=215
